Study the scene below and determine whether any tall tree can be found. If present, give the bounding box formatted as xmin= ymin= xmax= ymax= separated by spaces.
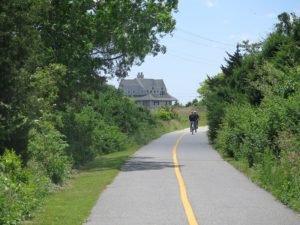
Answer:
xmin=0 ymin=0 xmax=44 ymax=155
xmin=0 ymin=0 xmax=178 ymax=153
xmin=36 ymin=0 xmax=178 ymax=93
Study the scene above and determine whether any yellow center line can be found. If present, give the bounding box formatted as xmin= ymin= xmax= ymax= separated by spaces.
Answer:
xmin=173 ymin=132 xmax=199 ymax=225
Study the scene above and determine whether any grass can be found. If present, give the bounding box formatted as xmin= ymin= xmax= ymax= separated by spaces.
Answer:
xmin=23 ymin=117 xmax=192 ymax=225
xmin=23 ymin=146 xmax=139 ymax=225
xmin=223 ymin=157 xmax=258 ymax=181
xmin=23 ymin=111 xmax=208 ymax=225
xmin=221 ymin=155 xmax=300 ymax=213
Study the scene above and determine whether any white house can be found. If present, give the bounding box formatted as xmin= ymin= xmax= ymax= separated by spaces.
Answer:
xmin=119 ymin=73 xmax=177 ymax=109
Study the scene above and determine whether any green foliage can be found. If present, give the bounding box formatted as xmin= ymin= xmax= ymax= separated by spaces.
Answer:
xmin=28 ymin=121 xmax=71 ymax=185
xmin=58 ymin=87 xmax=158 ymax=166
xmin=0 ymin=0 xmax=44 ymax=156
xmin=201 ymin=12 xmax=300 ymax=211
xmin=37 ymin=0 xmax=178 ymax=79
xmin=153 ymin=107 xmax=177 ymax=121
xmin=0 ymin=0 xmax=178 ymax=152
xmin=95 ymin=88 xmax=155 ymax=134
xmin=185 ymin=98 xmax=201 ymax=107
xmin=0 ymin=150 xmax=48 ymax=225
xmin=62 ymin=105 xmax=127 ymax=166
xmin=0 ymin=0 xmax=180 ymax=222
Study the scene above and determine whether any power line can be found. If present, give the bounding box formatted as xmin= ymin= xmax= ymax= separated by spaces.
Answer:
xmin=176 ymin=27 xmax=236 ymax=47
xmin=169 ymin=49 xmax=220 ymax=64
xmin=167 ymin=53 xmax=218 ymax=66
xmin=173 ymin=35 xmax=232 ymax=50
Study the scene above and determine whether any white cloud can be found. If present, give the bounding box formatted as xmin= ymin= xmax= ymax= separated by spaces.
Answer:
xmin=206 ymin=0 xmax=217 ymax=8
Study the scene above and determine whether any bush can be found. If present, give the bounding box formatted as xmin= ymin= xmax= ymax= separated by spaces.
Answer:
xmin=62 ymin=106 xmax=127 ymax=166
xmin=91 ymin=122 xmax=127 ymax=155
xmin=216 ymin=104 xmax=269 ymax=166
xmin=215 ymin=95 xmax=300 ymax=210
xmin=276 ymin=133 xmax=300 ymax=209
xmin=154 ymin=107 xmax=177 ymax=121
xmin=0 ymin=150 xmax=49 ymax=225
xmin=28 ymin=121 xmax=72 ymax=185
xmin=201 ymin=14 xmax=300 ymax=211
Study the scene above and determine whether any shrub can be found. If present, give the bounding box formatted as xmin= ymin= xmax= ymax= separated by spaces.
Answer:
xmin=154 ymin=107 xmax=177 ymax=121
xmin=62 ymin=106 xmax=128 ymax=166
xmin=216 ymin=104 xmax=269 ymax=166
xmin=92 ymin=124 xmax=127 ymax=154
xmin=28 ymin=121 xmax=72 ymax=185
xmin=0 ymin=150 xmax=48 ymax=225
xmin=215 ymin=95 xmax=300 ymax=210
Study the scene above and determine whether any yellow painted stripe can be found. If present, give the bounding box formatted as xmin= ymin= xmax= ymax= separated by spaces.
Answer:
xmin=173 ymin=133 xmax=199 ymax=225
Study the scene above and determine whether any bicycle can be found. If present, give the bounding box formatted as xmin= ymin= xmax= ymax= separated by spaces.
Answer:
xmin=190 ymin=121 xmax=196 ymax=135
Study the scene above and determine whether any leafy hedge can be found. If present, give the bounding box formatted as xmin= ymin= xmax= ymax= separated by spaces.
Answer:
xmin=200 ymin=13 xmax=300 ymax=211
xmin=0 ymin=1 xmax=179 ymax=223
xmin=28 ymin=121 xmax=72 ymax=185
xmin=0 ymin=85 xmax=168 ymax=224
xmin=62 ymin=105 xmax=127 ymax=166
xmin=0 ymin=150 xmax=48 ymax=225
xmin=153 ymin=107 xmax=178 ymax=121
xmin=216 ymin=94 xmax=300 ymax=209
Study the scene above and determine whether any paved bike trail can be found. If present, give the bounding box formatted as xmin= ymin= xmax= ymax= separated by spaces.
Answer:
xmin=84 ymin=127 xmax=300 ymax=225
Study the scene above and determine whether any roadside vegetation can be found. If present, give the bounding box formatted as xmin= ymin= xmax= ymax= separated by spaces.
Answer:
xmin=0 ymin=1 xmax=180 ymax=224
xmin=21 ymin=104 xmax=205 ymax=225
xmin=199 ymin=12 xmax=300 ymax=212
xmin=21 ymin=104 xmax=204 ymax=225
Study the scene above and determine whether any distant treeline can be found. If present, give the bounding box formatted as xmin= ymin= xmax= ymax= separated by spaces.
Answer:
xmin=199 ymin=12 xmax=300 ymax=211
xmin=0 ymin=1 xmax=178 ymax=224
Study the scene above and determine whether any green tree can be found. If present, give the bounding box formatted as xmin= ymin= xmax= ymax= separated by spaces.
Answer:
xmin=28 ymin=121 xmax=71 ymax=184
xmin=36 ymin=0 xmax=178 ymax=104
xmin=0 ymin=0 xmax=44 ymax=155
xmin=200 ymin=12 xmax=300 ymax=211
xmin=0 ymin=0 xmax=178 ymax=156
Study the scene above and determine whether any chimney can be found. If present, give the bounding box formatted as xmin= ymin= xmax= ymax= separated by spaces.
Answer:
xmin=137 ymin=72 xmax=144 ymax=79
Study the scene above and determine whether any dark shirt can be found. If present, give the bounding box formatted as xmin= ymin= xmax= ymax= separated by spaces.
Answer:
xmin=189 ymin=114 xmax=199 ymax=122
xmin=189 ymin=114 xmax=196 ymax=121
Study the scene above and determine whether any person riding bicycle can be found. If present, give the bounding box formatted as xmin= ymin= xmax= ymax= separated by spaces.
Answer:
xmin=189 ymin=111 xmax=197 ymax=132
xmin=189 ymin=111 xmax=199 ymax=133
xmin=193 ymin=111 xmax=199 ymax=130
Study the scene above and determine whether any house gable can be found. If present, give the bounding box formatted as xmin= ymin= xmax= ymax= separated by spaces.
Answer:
xmin=119 ymin=73 xmax=177 ymax=109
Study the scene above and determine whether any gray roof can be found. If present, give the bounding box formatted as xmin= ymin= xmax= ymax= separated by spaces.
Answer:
xmin=134 ymin=93 xmax=177 ymax=101
xmin=119 ymin=77 xmax=177 ymax=101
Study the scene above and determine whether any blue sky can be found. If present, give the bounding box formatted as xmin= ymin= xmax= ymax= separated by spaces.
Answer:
xmin=108 ymin=0 xmax=300 ymax=104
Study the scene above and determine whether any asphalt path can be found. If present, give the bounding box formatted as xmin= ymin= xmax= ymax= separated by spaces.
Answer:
xmin=85 ymin=127 xmax=300 ymax=225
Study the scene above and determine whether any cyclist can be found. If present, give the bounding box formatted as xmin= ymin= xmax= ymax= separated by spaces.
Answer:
xmin=193 ymin=111 xmax=199 ymax=132
xmin=189 ymin=111 xmax=197 ymax=133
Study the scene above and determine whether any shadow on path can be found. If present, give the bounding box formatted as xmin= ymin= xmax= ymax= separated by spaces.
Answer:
xmin=122 ymin=156 xmax=183 ymax=172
